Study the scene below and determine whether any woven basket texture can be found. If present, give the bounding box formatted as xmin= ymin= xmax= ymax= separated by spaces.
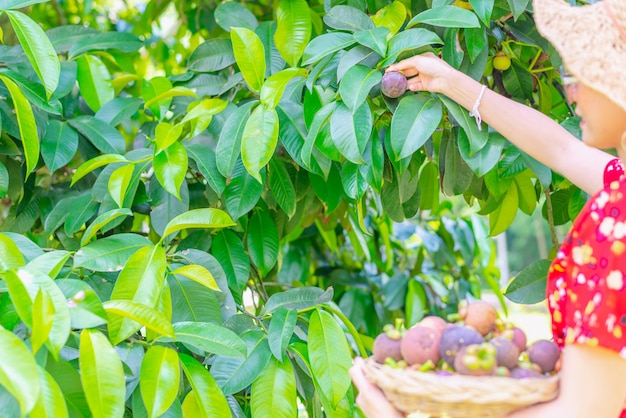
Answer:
xmin=363 ymin=357 xmax=559 ymax=418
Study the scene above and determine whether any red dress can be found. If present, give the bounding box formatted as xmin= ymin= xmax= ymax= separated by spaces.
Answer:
xmin=546 ymin=158 xmax=626 ymax=416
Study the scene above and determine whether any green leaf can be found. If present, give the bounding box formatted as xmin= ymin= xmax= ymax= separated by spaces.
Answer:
xmin=309 ymin=309 xmax=352 ymax=408
xmin=265 ymin=287 xmax=333 ymax=314
xmin=71 ymin=154 xmax=129 ymax=186
xmin=302 ymin=33 xmax=355 ymax=66
xmin=108 ymin=163 xmax=135 ymax=208
xmin=268 ymin=308 xmax=297 ymax=361
xmin=187 ymin=38 xmax=236 ymax=72
xmin=178 ymin=354 xmax=230 ymax=418
xmin=251 ymin=356 xmax=297 ymax=418
xmin=3 ymin=269 xmax=34 ymax=327
xmin=0 ymin=69 xmax=62 ymax=115
xmin=216 ymin=101 xmax=255 ymax=178
xmin=231 ymin=27 xmax=265 ymax=93
xmin=0 ymin=327 xmax=40 ymax=415
xmin=507 ymin=0 xmax=530 ymax=21
xmin=0 ymin=161 xmax=7 ymax=198
xmin=241 ymin=104 xmax=279 ymax=183
xmin=274 ymin=0 xmax=311 ymax=67
xmin=407 ymin=5 xmax=480 ymax=28
xmin=211 ymin=230 xmax=250 ymax=302
xmin=330 ymin=101 xmax=371 ymax=164
xmin=223 ymin=160 xmax=264 ymax=220
xmin=353 ymin=27 xmax=389 ymax=60
xmin=81 ymin=208 xmax=133 ymax=246
xmin=76 ymin=54 xmax=114 ymax=112
xmin=41 ymin=120 xmax=78 ymax=173
xmin=440 ymin=95 xmax=488 ymax=153
xmin=73 ymin=233 xmax=152 ymax=271
xmin=371 ymin=1 xmax=407 ymax=35
xmin=5 ymin=10 xmax=59 ymax=99
xmin=169 ymin=264 xmax=219 ymax=291
xmin=469 ymin=0 xmax=494 ymax=27
xmin=104 ymin=300 xmax=174 ymax=340
xmin=161 ymin=208 xmax=236 ymax=241
xmin=153 ymin=141 xmax=188 ymax=200
xmin=458 ymin=129 xmax=505 ymax=176
xmin=1 ymin=0 xmax=48 ymax=8
xmin=24 ymin=250 xmax=70 ymax=279
xmin=0 ymin=233 xmax=25 ymax=272
xmin=31 ymin=289 xmax=55 ymax=354
xmin=69 ymin=32 xmax=143 ymax=59
xmin=390 ymin=94 xmax=442 ymax=160
xmin=405 ymin=279 xmax=427 ymax=326
xmin=168 ymin=275 xmax=222 ymax=324
xmin=0 ymin=74 xmax=39 ymax=175
xmin=140 ymin=346 xmax=180 ymax=418
xmin=108 ymin=245 xmax=167 ymax=344
xmin=69 ymin=116 xmax=126 ymax=154
xmin=341 ymin=161 xmax=368 ymax=200
xmin=153 ymin=122 xmax=183 ymax=154
xmin=382 ymin=28 xmax=442 ymax=66
xmin=261 ymin=68 xmax=307 ymax=109
xmin=44 ymin=356 xmax=90 ymax=417
xmin=502 ymin=61 xmax=533 ymax=100
xmin=30 ymin=366 xmax=69 ymax=418
xmin=56 ymin=279 xmax=108 ymax=329
xmin=79 ymin=329 xmax=125 ymax=418
xmin=338 ymin=65 xmax=382 ymax=113
xmin=160 ymin=322 xmax=247 ymax=357
xmin=214 ymin=2 xmax=257 ymax=31
xmin=246 ymin=208 xmax=279 ymax=278
xmin=505 ymin=259 xmax=550 ymax=304
xmin=180 ymin=98 xmax=227 ymax=137
xmin=489 ymin=185 xmax=519 ymax=236
xmin=324 ymin=5 xmax=374 ymax=32
xmin=186 ymin=143 xmax=226 ymax=196
xmin=95 ymin=97 xmax=143 ymax=126
xmin=143 ymin=86 xmax=198 ymax=109
xmin=268 ymin=158 xmax=297 ymax=218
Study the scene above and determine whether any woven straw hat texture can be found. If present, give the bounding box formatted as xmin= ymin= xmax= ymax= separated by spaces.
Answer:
xmin=533 ymin=0 xmax=626 ymax=112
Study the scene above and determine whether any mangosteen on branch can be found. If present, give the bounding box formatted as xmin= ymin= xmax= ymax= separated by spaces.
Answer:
xmin=527 ymin=339 xmax=560 ymax=373
xmin=381 ymin=71 xmax=407 ymax=98
xmin=400 ymin=325 xmax=442 ymax=366
xmin=489 ymin=336 xmax=520 ymax=370
xmin=454 ymin=343 xmax=497 ymax=376
xmin=372 ymin=324 xmax=403 ymax=364
xmin=458 ymin=300 xmax=497 ymax=336
xmin=438 ymin=325 xmax=484 ymax=367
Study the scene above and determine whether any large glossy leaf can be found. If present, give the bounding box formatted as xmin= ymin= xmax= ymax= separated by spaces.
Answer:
xmin=268 ymin=158 xmax=296 ymax=218
xmin=274 ymin=0 xmax=311 ymax=67
xmin=223 ymin=161 xmax=264 ymax=220
xmin=0 ymin=74 xmax=39 ymax=174
xmin=178 ymin=354 xmax=230 ymax=418
xmin=301 ymin=101 xmax=336 ymax=169
xmin=308 ymin=309 xmax=352 ymax=408
xmin=108 ymin=245 xmax=167 ymax=344
xmin=79 ymin=329 xmax=125 ymax=418
xmin=187 ymin=38 xmax=236 ymax=72
xmin=24 ymin=250 xmax=70 ymax=279
xmin=264 ymin=287 xmax=333 ymax=314
xmin=231 ymin=27 xmax=265 ymax=93
xmin=140 ymin=346 xmax=180 ymax=418
xmin=5 ymin=10 xmax=59 ymax=98
xmin=76 ymin=54 xmax=114 ymax=112
xmin=214 ymin=1 xmax=257 ymax=31
xmin=1 ymin=0 xmax=48 ymax=8
xmin=31 ymin=289 xmax=54 ymax=354
xmin=381 ymin=28 xmax=443 ymax=67
xmin=211 ymin=230 xmax=250 ymax=302
xmin=469 ymin=0 xmax=494 ymax=26
xmin=390 ymin=94 xmax=442 ymax=160
xmin=0 ymin=161 xmax=7 ymax=197
xmin=260 ymin=68 xmax=306 ymax=109
xmin=95 ymin=97 xmax=143 ymax=126
xmin=69 ymin=32 xmax=143 ymax=59
xmin=186 ymin=143 xmax=226 ymax=195
xmin=247 ymin=209 xmax=279 ymax=278
xmin=330 ymin=101 xmax=371 ymax=164
xmin=440 ymin=95 xmax=488 ymax=153
xmin=489 ymin=185 xmax=519 ymax=236
xmin=353 ymin=27 xmax=389 ymax=57
xmin=370 ymin=1 xmax=406 ymax=35
xmin=56 ymin=279 xmax=107 ymax=329
xmin=73 ymin=233 xmax=151 ymax=271
xmin=507 ymin=0 xmax=530 ymax=20
xmin=44 ymin=356 xmax=90 ymax=417
xmin=30 ymin=366 xmax=69 ymax=418
xmin=251 ymin=356 xmax=297 ymax=418
xmin=216 ymin=102 xmax=255 ymax=177
xmin=302 ymin=33 xmax=354 ymax=66
xmin=69 ymin=116 xmax=126 ymax=154
xmin=154 ymin=141 xmax=188 ymax=200
xmin=168 ymin=275 xmax=222 ymax=324
xmin=0 ymin=69 xmax=62 ymax=115
xmin=3 ymin=269 xmax=34 ymax=327
xmin=505 ymin=259 xmax=550 ymax=304
xmin=169 ymin=264 xmax=219 ymax=291
xmin=0 ymin=233 xmax=24 ymax=272
xmin=268 ymin=308 xmax=297 ymax=361
xmin=160 ymin=322 xmax=247 ymax=357
xmin=81 ymin=208 xmax=133 ymax=246
xmin=108 ymin=163 xmax=134 ymax=208
xmin=104 ymin=300 xmax=175 ymax=341
xmin=41 ymin=120 xmax=78 ymax=173
xmin=161 ymin=208 xmax=235 ymax=241
xmin=0 ymin=327 xmax=40 ymax=415
xmin=71 ymin=154 xmax=129 ymax=186
xmin=407 ymin=5 xmax=480 ymax=28
xmin=324 ymin=5 xmax=374 ymax=32
xmin=241 ymin=104 xmax=279 ymax=183
xmin=341 ymin=161 xmax=368 ymax=201
xmin=458 ymin=129 xmax=505 ymax=176
xmin=338 ymin=65 xmax=382 ymax=113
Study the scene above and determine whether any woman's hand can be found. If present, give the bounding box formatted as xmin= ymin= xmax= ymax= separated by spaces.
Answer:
xmin=349 ymin=357 xmax=405 ymax=418
xmin=386 ymin=52 xmax=456 ymax=95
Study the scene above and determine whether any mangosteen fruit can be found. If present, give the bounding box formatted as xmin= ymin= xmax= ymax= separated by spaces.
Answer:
xmin=527 ymin=339 xmax=560 ymax=373
xmin=454 ymin=343 xmax=497 ymax=376
xmin=438 ymin=325 xmax=484 ymax=367
xmin=373 ymin=325 xmax=403 ymax=364
xmin=458 ymin=300 xmax=497 ymax=336
xmin=381 ymin=71 xmax=407 ymax=98
xmin=489 ymin=336 xmax=520 ymax=370
xmin=400 ymin=325 xmax=442 ymax=365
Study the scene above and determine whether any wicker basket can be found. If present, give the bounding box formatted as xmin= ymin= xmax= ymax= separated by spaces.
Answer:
xmin=362 ymin=357 xmax=559 ymax=418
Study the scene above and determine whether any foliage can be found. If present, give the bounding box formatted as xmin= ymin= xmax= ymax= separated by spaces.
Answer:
xmin=0 ymin=0 xmax=577 ymax=416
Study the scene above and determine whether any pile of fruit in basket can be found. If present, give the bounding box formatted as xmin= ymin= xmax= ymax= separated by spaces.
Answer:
xmin=373 ymin=300 xmax=561 ymax=378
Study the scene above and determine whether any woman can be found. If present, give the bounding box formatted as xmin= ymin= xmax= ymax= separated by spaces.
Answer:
xmin=350 ymin=0 xmax=626 ymax=416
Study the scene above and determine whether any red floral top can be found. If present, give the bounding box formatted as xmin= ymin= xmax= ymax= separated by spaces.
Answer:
xmin=546 ymin=158 xmax=626 ymax=416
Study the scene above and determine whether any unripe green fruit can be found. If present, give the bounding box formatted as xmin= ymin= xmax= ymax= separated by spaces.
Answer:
xmin=493 ymin=53 xmax=511 ymax=71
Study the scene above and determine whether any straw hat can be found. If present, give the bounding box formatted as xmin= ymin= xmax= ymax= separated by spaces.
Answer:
xmin=533 ymin=0 xmax=626 ymax=112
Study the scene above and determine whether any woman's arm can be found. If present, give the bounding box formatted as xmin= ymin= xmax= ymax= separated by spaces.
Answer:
xmin=507 ymin=344 xmax=626 ymax=418
xmin=387 ymin=54 xmax=615 ymax=195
